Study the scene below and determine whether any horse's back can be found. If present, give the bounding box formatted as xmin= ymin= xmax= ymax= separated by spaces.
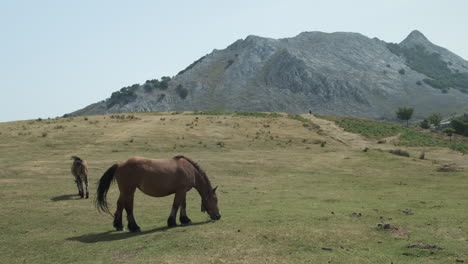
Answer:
xmin=116 ymin=157 xmax=195 ymax=197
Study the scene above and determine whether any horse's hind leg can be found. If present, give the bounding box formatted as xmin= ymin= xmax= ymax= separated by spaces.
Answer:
xmin=113 ymin=196 xmax=124 ymax=231
xmin=84 ymin=177 xmax=89 ymax=199
xmin=75 ymin=179 xmax=84 ymax=198
xmin=180 ymin=195 xmax=191 ymax=225
xmin=167 ymin=191 xmax=185 ymax=227
xmin=124 ymin=192 xmax=140 ymax=232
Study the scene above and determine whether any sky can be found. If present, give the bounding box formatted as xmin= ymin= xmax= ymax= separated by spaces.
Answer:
xmin=1 ymin=0 xmax=467 ymax=122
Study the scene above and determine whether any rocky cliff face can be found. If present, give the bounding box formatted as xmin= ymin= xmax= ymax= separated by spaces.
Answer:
xmin=69 ymin=30 xmax=468 ymax=120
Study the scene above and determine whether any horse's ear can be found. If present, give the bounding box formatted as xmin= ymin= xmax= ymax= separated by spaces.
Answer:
xmin=212 ymin=186 xmax=218 ymax=193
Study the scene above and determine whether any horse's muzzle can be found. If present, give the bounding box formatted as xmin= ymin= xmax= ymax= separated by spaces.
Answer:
xmin=210 ymin=214 xmax=221 ymax=221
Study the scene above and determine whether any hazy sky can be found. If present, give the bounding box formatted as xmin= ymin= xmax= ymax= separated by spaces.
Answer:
xmin=1 ymin=0 xmax=467 ymax=122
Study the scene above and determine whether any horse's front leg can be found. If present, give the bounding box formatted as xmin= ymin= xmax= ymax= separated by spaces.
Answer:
xmin=167 ymin=191 xmax=185 ymax=228
xmin=179 ymin=196 xmax=191 ymax=225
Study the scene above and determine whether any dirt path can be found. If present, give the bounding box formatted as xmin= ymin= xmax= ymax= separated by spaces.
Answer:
xmin=304 ymin=114 xmax=468 ymax=169
xmin=304 ymin=114 xmax=371 ymax=149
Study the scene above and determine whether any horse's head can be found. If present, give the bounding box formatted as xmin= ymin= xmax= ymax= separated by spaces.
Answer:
xmin=71 ymin=156 xmax=81 ymax=162
xmin=201 ymin=186 xmax=221 ymax=220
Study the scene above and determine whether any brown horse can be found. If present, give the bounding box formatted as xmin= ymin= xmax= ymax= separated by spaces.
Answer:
xmin=71 ymin=156 xmax=89 ymax=199
xmin=95 ymin=155 xmax=221 ymax=232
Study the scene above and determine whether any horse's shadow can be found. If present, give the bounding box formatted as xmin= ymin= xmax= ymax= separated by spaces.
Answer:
xmin=50 ymin=194 xmax=80 ymax=202
xmin=67 ymin=220 xmax=212 ymax=243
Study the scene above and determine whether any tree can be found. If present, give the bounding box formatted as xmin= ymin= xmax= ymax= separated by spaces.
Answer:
xmin=396 ymin=107 xmax=414 ymax=126
xmin=443 ymin=128 xmax=455 ymax=142
xmin=427 ymin=113 xmax=442 ymax=128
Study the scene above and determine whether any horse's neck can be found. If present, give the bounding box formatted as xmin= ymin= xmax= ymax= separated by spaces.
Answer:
xmin=194 ymin=173 xmax=211 ymax=199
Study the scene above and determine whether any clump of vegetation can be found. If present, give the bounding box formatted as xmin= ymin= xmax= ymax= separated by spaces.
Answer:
xmin=41 ymin=132 xmax=48 ymax=137
xmin=106 ymin=84 xmax=139 ymax=108
xmin=143 ymin=76 xmax=171 ymax=92
xmin=398 ymin=68 xmax=405 ymax=75
xmin=389 ymin=149 xmax=410 ymax=157
xmin=420 ymin=119 xmax=430 ymax=129
xmin=175 ymin=84 xmax=188 ymax=99
xmin=387 ymin=43 xmax=468 ymax=93
xmin=396 ymin=107 xmax=414 ymax=126
xmin=193 ymin=111 xmax=282 ymax=118
xmin=109 ymin=114 xmax=139 ymax=121
xmin=216 ymin=141 xmax=225 ymax=147
xmin=225 ymin=59 xmax=235 ymax=69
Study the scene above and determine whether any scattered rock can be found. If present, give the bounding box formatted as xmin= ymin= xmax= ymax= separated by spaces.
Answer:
xmin=407 ymin=243 xmax=442 ymax=250
xmin=401 ymin=209 xmax=414 ymax=215
xmin=419 ymin=152 xmax=425 ymax=160
xmin=437 ymin=164 xmax=463 ymax=172
xmin=377 ymin=140 xmax=386 ymax=144
xmin=377 ymin=223 xmax=409 ymax=238
xmin=456 ymin=259 xmax=465 ymax=263
xmin=363 ymin=147 xmax=369 ymax=152
xmin=321 ymin=247 xmax=333 ymax=251
xmin=350 ymin=212 xmax=362 ymax=217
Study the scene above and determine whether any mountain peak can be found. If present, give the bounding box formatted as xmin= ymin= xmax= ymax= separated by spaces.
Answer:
xmin=400 ymin=30 xmax=431 ymax=46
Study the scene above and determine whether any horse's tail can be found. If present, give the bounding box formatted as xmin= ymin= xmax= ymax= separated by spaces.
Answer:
xmin=96 ymin=164 xmax=118 ymax=215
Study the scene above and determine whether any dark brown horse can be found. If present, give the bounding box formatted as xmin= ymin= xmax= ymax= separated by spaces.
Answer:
xmin=71 ymin=156 xmax=89 ymax=199
xmin=96 ymin=155 xmax=221 ymax=232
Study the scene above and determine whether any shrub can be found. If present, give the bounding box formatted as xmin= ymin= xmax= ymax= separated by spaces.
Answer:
xmin=420 ymin=119 xmax=430 ymax=129
xmin=389 ymin=149 xmax=410 ymax=157
xmin=398 ymin=68 xmax=405 ymax=75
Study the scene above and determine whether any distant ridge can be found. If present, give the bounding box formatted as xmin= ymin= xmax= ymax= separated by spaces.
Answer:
xmin=68 ymin=30 xmax=468 ymax=120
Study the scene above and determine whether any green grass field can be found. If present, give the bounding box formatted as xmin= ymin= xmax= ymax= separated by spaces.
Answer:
xmin=0 ymin=112 xmax=467 ymax=263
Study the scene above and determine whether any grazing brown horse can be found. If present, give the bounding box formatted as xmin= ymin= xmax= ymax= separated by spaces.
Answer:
xmin=96 ymin=155 xmax=221 ymax=232
xmin=71 ymin=156 xmax=89 ymax=199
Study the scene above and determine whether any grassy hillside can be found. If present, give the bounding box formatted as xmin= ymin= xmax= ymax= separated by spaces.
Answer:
xmin=318 ymin=114 xmax=468 ymax=153
xmin=0 ymin=112 xmax=467 ymax=263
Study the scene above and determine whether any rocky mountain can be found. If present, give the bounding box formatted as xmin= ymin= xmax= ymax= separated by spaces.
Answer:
xmin=68 ymin=30 xmax=468 ymax=120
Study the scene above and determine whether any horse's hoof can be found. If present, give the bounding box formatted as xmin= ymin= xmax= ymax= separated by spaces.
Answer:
xmin=128 ymin=225 xmax=141 ymax=232
xmin=167 ymin=217 xmax=177 ymax=228
xmin=180 ymin=216 xmax=192 ymax=225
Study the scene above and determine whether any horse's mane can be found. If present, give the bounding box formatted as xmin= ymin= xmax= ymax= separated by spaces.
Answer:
xmin=174 ymin=155 xmax=212 ymax=189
